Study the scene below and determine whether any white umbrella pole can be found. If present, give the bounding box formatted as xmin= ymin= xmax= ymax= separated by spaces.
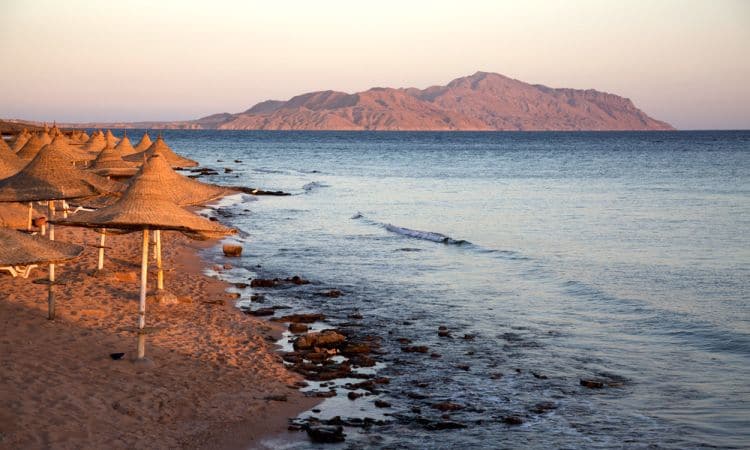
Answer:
xmin=47 ymin=200 xmax=55 ymax=320
xmin=156 ymin=229 xmax=164 ymax=290
xmin=97 ymin=229 xmax=106 ymax=271
xmin=137 ymin=228 xmax=149 ymax=359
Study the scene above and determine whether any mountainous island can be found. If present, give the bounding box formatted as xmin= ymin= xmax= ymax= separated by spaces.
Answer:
xmin=48 ymin=72 xmax=676 ymax=131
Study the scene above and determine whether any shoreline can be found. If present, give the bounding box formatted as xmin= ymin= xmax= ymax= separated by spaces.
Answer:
xmin=0 ymin=226 xmax=318 ymax=449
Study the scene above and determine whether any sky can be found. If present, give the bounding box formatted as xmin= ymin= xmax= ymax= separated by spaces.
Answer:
xmin=1 ymin=0 xmax=748 ymax=129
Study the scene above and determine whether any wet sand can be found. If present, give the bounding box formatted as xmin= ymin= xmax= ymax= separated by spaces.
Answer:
xmin=0 ymin=226 xmax=317 ymax=449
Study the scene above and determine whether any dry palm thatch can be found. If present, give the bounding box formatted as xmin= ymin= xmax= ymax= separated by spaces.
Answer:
xmin=10 ymin=129 xmax=32 ymax=152
xmin=134 ymin=132 xmax=153 ymax=152
xmin=131 ymin=153 xmax=231 ymax=206
xmin=0 ymin=143 xmax=123 ymax=203
xmin=16 ymin=131 xmax=52 ymax=160
xmin=114 ymin=131 xmax=139 ymax=156
xmin=53 ymin=167 xmax=234 ymax=359
xmin=125 ymin=136 xmax=198 ymax=168
xmin=105 ymin=129 xmax=119 ymax=147
xmin=0 ymin=139 xmax=25 ymax=178
xmin=82 ymin=130 xmax=106 ymax=153
xmin=0 ymin=227 xmax=83 ymax=266
xmin=53 ymin=166 xmax=233 ymax=236
xmin=1 ymin=136 xmax=15 ymax=154
xmin=78 ymin=130 xmax=90 ymax=143
xmin=44 ymin=135 xmax=96 ymax=165
xmin=90 ymin=141 xmax=138 ymax=178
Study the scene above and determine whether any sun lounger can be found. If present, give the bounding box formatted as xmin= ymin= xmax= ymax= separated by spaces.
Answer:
xmin=0 ymin=264 xmax=39 ymax=278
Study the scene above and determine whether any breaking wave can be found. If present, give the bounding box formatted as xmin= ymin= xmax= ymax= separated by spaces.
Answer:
xmin=351 ymin=212 xmax=469 ymax=245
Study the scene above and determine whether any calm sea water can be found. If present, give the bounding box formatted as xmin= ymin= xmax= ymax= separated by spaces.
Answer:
xmin=160 ymin=130 xmax=748 ymax=449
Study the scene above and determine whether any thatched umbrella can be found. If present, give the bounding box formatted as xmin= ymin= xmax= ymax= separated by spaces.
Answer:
xmin=82 ymin=130 xmax=106 ymax=153
xmin=10 ymin=129 xmax=32 ymax=152
xmin=86 ymin=153 xmax=231 ymax=275
xmin=78 ymin=130 xmax=90 ymax=144
xmin=0 ymin=142 xmax=122 ymax=235
xmin=90 ymin=141 xmax=138 ymax=179
xmin=0 ymin=228 xmax=84 ymax=319
xmin=53 ymin=167 xmax=234 ymax=360
xmin=0 ymin=135 xmax=15 ymax=155
xmin=105 ymin=129 xmax=119 ymax=147
xmin=0 ymin=138 xmax=25 ymax=179
xmin=134 ymin=132 xmax=153 ymax=152
xmin=16 ymin=131 xmax=51 ymax=160
xmin=44 ymin=134 xmax=97 ymax=167
xmin=137 ymin=153 xmax=230 ymax=206
xmin=125 ymin=135 xmax=198 ymax=168
xmin=114 ymin=131 xmax=139 ymax=157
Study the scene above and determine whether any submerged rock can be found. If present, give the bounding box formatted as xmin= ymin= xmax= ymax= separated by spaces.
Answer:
xmin=246 ymin=307 xmax=275 ymax=316
xmin=319 ymin=289 xmax=343 ymax=298
xmin=286 ymin=275 xmax=310 ymax=285
xmin=250 ymin=278 xmax=278 ymax=288
xmin=374 ymin=400 xmax=391 ymax=408
xmin=306 ymin=425 xmax=345 ymax=443
xmin=402 ymin=346 xmax=429 ymax=353
xmin=431 ymin=402 xmax=464 ymax=412
xmin=273 ymin=313 xmax=325 ymax=323
xmin=580 ymin=379 xmax=605 ymax=389
xmin=424 ymin=421 xmax=467 ymax=430
xmin=502 ymin=416 xmax=524 ymax=426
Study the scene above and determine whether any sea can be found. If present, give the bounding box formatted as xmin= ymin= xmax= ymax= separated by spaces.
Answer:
xmin=156 ymin=130 xmax=749 ymax=449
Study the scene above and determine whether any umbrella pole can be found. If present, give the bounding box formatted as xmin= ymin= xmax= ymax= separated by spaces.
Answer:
xmin=137 ymin=229 xmax=149 ymax=360
xmin=156 ymin=230 xmax=163 ymax=290
xmin=27 ymin=202 xmax=32 ymax=231
xmin=97 ymin=229 xmax=106 ymax=271
xmin=47 ymin=200 xmax=55 ymax=320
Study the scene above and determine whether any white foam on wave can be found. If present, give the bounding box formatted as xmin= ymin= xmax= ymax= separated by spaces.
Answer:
xmin=302 ymin=181 xmax=330 ymax=192
xmin=384 ymin=223 xmax=462 ymax=244
xmin=351 ymin=213 xmax=468 ymax=245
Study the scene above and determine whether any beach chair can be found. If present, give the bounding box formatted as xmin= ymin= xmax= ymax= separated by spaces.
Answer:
xmin=0 ymin=264 xmax=39 ymax=278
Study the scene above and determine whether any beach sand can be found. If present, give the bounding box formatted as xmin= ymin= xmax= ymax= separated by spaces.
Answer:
xmin=0 ymin=226 xmax=317 ymax=449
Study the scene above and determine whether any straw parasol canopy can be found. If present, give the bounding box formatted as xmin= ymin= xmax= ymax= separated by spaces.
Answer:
xmin=82 ymin=130 xmax=106 ymax=153
xmin=16 ymin=131 xmax=52 ymax=160
xmin=105 ymin=129 xmax=119 ymax=147
xmin=44 ymin=134 xmax=97 ymax=165
xmin=10 ymin=129 xmax=32 ymax=152
xmin=132 ymin=153 xmax=231 ymax=206
xmin=53 ymin=165 xmax=234 ymax=360
xmin=134 ymin=132 xmax=153 ymax=152
xmin=114 ymin=131 xmax=139 ymax=156
xmin=0 ymin=143 xmax=123 ymax=203
xmin=1 ymin=135 xmax=15 ymax=154
xmin=0 ymin=228 xmax=83 ymax=266
xmin=77 ymin=130 xmax=90 ymax=143
xmin=0 ymin=139 xmax=25 ymax=178
xmin=90 ymin=141 xmax=138 ymax=178
xmin=53 ymin=164 xmax=233 ymax=237
xmin=125 ymin=136 xmax=198 ymax=168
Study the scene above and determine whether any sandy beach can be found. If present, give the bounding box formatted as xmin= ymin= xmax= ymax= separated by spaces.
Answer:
xmin=0 ymin=226 xmax=318 ymax=449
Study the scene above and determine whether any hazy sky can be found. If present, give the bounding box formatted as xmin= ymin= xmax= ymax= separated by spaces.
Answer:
xmin=1 ymin=0 xmax=748 ymax=129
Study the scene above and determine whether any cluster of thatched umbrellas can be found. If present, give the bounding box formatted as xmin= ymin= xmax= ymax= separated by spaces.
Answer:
xmin=0 ymin=125 xmax=234 ymax=360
